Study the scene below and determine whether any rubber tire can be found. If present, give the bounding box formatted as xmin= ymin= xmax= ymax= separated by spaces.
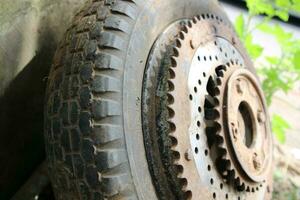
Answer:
xmin=44 ymin=0 xmax=231 ymax=199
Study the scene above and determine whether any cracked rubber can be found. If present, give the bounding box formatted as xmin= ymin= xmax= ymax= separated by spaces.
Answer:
xmin=44 ymin=0 xmax=227 ymax=199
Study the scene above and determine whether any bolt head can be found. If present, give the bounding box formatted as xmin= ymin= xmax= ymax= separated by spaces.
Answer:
xmin=185 ymin=149 xmax=193 ymax=161
xmin=236 ymin=79 xmax=244 ymax=94
xmin=253 ymin=153 xmax=262 ymax=170
xmin=257 ymin=111 xmax=266 ymax=123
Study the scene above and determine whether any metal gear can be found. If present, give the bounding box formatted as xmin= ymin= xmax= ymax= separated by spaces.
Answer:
xmin=143 ymin=13 xmax=273 ymax=200
xmin=204 ymin=61 xmax=273 ymax=193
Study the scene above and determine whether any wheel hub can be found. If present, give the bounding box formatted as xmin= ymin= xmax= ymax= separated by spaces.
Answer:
xmin=143 ymin=13 xmax=273 ymax=200
xmin=224 ymin=69 xmax=272 ymax=183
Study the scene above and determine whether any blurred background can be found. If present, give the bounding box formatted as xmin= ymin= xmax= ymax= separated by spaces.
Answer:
xmin=0 ymin=0 xmax=300 ymax=199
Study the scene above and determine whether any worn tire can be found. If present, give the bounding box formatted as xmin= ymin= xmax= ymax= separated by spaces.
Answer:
xmin=44 ymin=0 xmax=229 ymax=199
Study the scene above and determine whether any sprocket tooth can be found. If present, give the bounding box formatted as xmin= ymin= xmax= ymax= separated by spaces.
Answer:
xmin=167 ymin=107 xmax=175 ymax=118
xmin=237 ymin=182 xmax=246 ymax=191
xmin=170 ymin=56 xmax=179 ymax=67
xmin=192 ymin=16 xmax=198 ymax=23
xmin=175 ymin=38 xmax=182 ymax=48
xmin=178 ymin=30 xmax=188 ymax=40
xmin=217 ymin=147 xmax=227 ymax=157
xmin=172 ymin=150 xmax=181 ymax=160
xmin=216 ymin=158 xmax=230 ymax=175
xmin=173 ymin=47 xmax=180 ymax=57
xmin=234 ymin=177 xmax=241 ymax=187
xmin=217 ymin=70 xmax=225 ymax=77
xmin=216 ymin=77 xmax=223 ymax=85
xmin=214 ymin=87 xmax=221 ymax=96
xmin=204 ymin=108 xmax=220 ymax=120
xmin=182 ymin=25 xmax=189 ymax=33
xmin=214 ymin=96 xmax=221 ymax=105
xmin=168 ymin=80 xmax=175 ymax=91
xmin=168 ymin=121 xmax=176 ymax=132
xmin=215 ymin=135 xmax=225 ymax=144
xmin=167 ymin=93 xmax=174 ymax=104
xmin=169 ymin=67 xmax=176 ymax=79
xmin=187 ymin=20 xmax=193 ymax=28
xmin=246 ymin=186 xmax=251 ymax=192
xmin=200 ymin=14 xmax=206 ymax=20
xmin=170 ymin=137 xmax=178 ymax=147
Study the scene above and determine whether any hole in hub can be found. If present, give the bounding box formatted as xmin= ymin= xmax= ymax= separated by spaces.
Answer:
xmin=238 ymin=101 xmax=255 ymax=148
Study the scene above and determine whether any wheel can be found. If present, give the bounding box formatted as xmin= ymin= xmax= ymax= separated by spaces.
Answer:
xmin=44 ymin=0 xmax=274 ymax=199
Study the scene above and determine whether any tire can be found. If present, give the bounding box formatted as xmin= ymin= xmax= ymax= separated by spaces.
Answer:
xmin=44 ymin=0 xmax=234 ymax=199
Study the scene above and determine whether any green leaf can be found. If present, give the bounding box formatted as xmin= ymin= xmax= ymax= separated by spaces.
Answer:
xmin=246 ymin=0 xmax=275 ymax=16
xmin=272 ymin=114 xmax=290 ymax=144
xmin=293 ymin=50 xmax=300 ymax=70
xmin=235 ymin=14 xmax=245 ymax=39
xmin=275 ymin=9 xmax=289 ymax=21
xmin=293 ymin=3 xmax=300 ymax=13
xmin=266 ymin=56 xmax=280 ymax=65
xmin=245 ymin=35 xmax=263 ymax=59
xmin=275 ymin=0 xmax=291 ymax=7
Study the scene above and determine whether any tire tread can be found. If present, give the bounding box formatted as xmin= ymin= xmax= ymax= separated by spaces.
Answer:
xmin=45 ymin=0 xmax=139 ymax=199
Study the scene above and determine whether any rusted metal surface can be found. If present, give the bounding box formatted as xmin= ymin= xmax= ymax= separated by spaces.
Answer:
xmin=224 ymin=69 xmax=272 ymax=183
xmin=143 ymin=13 xmax=273 ymax=200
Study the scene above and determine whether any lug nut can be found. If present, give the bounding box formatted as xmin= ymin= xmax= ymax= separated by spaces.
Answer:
xmin=185 ymin=149 xmax=193 ymax=161
xmin=236 ymin=79 xmax=243 ymax=94
xmin=253 ymin=153 xmax=262 ymax=170
xmin=257 ymin=110 xmax=266 ymax=123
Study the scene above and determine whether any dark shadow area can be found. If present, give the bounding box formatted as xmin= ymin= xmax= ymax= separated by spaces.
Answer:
xmin=0 ymin=31 xmax=56 ymax=199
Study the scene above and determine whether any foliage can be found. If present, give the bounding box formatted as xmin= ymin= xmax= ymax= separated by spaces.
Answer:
xmin=234 ymin=0 xmax=300 ymax=143
xmin=272 ymin=114 xmax=290 ymax=143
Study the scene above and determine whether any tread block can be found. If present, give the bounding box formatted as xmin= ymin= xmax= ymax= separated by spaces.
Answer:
xmin=79 ymin=112 xmax=92 ymax=136
xmin=62 ymin=76 xmax=70 ymax=99
xmin=44 ymin=0 xmax=139 ymax=198
xmin=80 ymin=62 xmax=94 ymax=84
xmin=73 ymin=154 xmax=85 ymax=178
xmin=78 ymin=180 xmax=91 ymax=200
xmin=76 ymin=33 xmax=90 ymax=52
xmin=90 ymin=21 xmax=103 ymax=39
xmin=84 ymin=40 xmax=98 ymax=60
xmin=86 ymin=166 xmax=100 ymax=189
xmin=95 ymin=149 xmax=126 ymax=171
xmin=95 ymin=52 xmax=122 ymax=70
xmin=61 ymin=129 xmax=71 ymax=153
xmin=52 ymin=91 xmax=61 ymax=114
xmin=93 ymin=124 xmax=122 ymax=144
xmin=96 ymin=5 xmax=110 ymax=21
xmin=70 ymin=128 xmax=81 ymax=151
xmin=92 ymin=74 xmax=120 ymax=93
xmin=80 ymin=87 xmax=92 ymax=109
xmin=82 ymin=139 xmax=96 ymax=163
xmin=111 ymin=1 xmax=137 ymax=19
xmin=70 ymin=101 xmax=79 ymax=124
xmin=60 ymin=102 xmax=70 ymax=125
xmin=99 ymin=32 xmax=125 ymax=50
xmin=76 ymin=15 xmax=97 ymax=33
xmin=92 ymin=99 xmax=121 ymax=119
xmin=101 ymin=172 xmax=130 ymax=196
xmin=52 ymin=117 xmax=62 ymax=141
xmin=104 ymin=15 xmax=131 ymax=33
xmin=70 ymin=76 xmax=80 ymax=97
xmin=65 ymin=155 xmax=74 ymax=174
